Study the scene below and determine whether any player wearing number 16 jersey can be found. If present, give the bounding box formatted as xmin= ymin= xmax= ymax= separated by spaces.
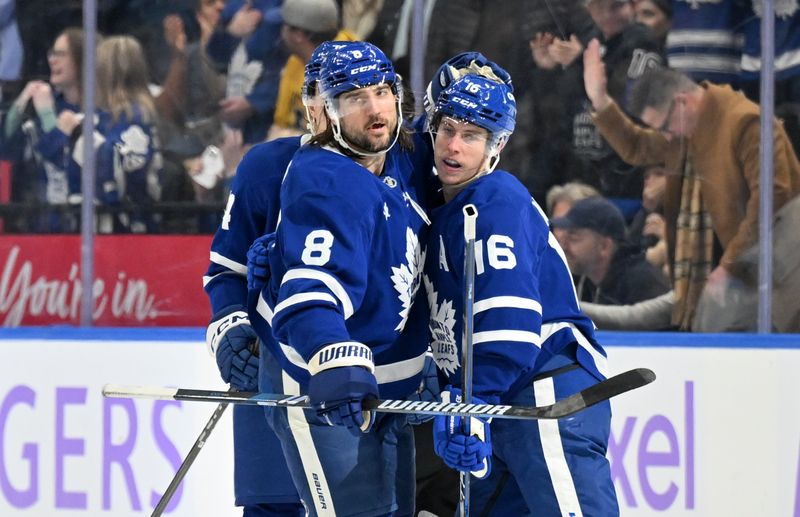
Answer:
xmin=424 ymin=74 xmax=619 ymax=515
xmin=250 ymin=42 xmax=432 ymax=516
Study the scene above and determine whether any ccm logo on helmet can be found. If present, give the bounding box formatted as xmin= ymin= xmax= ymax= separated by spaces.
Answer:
xmin=350 ymin=64 xmax=378 ymax=75
xmin=453 ymin=96 xmax=478 ymax=109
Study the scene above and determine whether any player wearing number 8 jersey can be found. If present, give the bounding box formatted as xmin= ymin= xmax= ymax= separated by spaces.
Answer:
xmin=424 ymin=73 xmax=619 ymax=514
xmin=250 ymin=41 xmax=433 ymax=516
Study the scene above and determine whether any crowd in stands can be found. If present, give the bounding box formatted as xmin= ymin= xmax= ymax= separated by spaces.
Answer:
xmin=1 ymin=0 xmax=799 ymax=332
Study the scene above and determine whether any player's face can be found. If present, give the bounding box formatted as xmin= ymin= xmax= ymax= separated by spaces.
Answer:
xmin=305 ymin=94 xmax=327 ymax=134
xmin=433 ymin=117 xmax=491 ymax=186
xmin=337 ymin=84 xmax=398 ymax=153
xmin=561 ymin=228 xmax=604 ymax=276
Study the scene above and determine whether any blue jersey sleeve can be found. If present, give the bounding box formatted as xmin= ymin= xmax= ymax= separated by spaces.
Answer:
xmin=204 ymin=137 xmax=300 ymax=313
xmin=269 ymin=156 xmax=381 ymax=364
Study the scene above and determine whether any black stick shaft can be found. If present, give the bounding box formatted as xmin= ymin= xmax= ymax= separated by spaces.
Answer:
xmin=151 ymin=401 xmax=229 ymax=516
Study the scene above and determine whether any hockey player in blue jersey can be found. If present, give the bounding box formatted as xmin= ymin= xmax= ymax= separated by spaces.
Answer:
xmin=248 ymin=41 xmax=432 ymax=516
xmin=202 ymin=41 xmax=347 ymax=517
xmin=425 ymin=74 xmax=619 ymax=514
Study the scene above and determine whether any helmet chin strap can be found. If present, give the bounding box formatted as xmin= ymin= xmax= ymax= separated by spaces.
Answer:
xmin=326 ymin=90 xmax=403 ymax=158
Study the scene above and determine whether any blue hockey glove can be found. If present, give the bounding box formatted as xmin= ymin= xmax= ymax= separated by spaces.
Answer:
xmin=206 ymin=305 xmax=259 ymax=391
xmin=307 ymin=365 xmax=379 ymax=437
xmin=247 ymin=232 xmax=276 ymax=292
xmin=433 ymin=387 xmax=492 ymax=479
xmin=405 ymin=352 xmax=442 ymax=425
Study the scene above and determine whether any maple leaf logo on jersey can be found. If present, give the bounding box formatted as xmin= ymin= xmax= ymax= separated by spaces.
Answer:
xmin=752 ymin=0 xmax=798 ymax=19
xmin=226 ymin=43 xmax=264 ymax=98
xmin=391 ymin=228 xmax=425 ymax=331
xmin=424 ymin=275 xmax=459 ymax=376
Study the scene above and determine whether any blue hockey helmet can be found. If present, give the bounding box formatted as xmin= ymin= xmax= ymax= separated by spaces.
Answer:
xmin=424 ymin=52 xmax=513 ymax=127
xmin=317 ymin=41 xmax=398 ymax=100
xmin=302 ymin=40 xmax=350 ymax=104
xmin=433 ymin=75 xmax=516 ymax=160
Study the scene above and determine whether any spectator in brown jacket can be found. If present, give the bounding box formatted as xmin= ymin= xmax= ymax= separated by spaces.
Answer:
xmin=583 ymin=39 xmax=800 ymax=331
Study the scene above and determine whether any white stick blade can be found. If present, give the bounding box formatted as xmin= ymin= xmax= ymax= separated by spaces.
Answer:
xmin=102 ymin=384 xmax=179 ymax=401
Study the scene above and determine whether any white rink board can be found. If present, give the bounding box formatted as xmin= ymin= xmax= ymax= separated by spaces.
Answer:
xmin=0 ymin=330 xmax=798 ymax=516
xmin=0 ymin=335 xmax=237 ymax=517
xmin=606 ymin=344 xmax=800 ymax=516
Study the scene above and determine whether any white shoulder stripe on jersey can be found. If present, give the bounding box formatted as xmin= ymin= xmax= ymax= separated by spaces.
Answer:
xmin=474 ymin=296 xmax=542 ymax=315
xmin=274 ymin=292 xmax=338 ymax=316
xmin=281 ymin=268 xmax=354 ymax=319
xmin=473 ymin=330 xmax=542 ymax=347
xmin=209 ymin=251 xmax=247 ymax=275
xmin=403 ymin=191 xmax=431 ymax=226
xmin=277 ymin=344 xmax=426 ymax=386
xmin=256 ymin=292 xmax=274 ymax=326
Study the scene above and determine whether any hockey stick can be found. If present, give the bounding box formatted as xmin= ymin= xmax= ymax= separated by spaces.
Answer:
xmin=460 ymin=204 xmax=478 ymax=517
xmin=102 ymin=367 xmax=655 ymax=420
xmin=151 ymin=399 xmax=229 ymax=517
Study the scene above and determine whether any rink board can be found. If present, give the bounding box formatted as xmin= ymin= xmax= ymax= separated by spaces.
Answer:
xmin=0 ymin=329 xmax=797 ymax=516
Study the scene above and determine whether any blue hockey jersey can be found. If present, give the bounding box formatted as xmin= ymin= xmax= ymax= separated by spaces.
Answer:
xmin=423 ymin=171 xmax=609 ymax=404
xmin=665 ymin=0 xmax=748 ymax=85
xmin=252 ymin=142 xmax=433 ymax=399
xmin=204 ymin=136 xmax=303 ymax=313
xmin=741 ymin=2 xmax=800 ymax=81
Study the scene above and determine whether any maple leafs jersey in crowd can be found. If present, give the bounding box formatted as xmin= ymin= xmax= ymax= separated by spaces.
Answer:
xmin=252 ymin=141 xmax=433 ymax=400
xmin=203 ymin=136 xmax=302 ymax=313
xmin=424 ymin=171 xmax=609 ymax=404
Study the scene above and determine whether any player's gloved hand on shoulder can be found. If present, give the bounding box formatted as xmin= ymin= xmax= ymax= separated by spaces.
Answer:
xmin=206 ymin=305 xmax=259 ymax=391
xmin=307 ymin=365 xmax=379 ymax=437
xmin=405 ymin=352 xmax=442 ymax=425
xmin=433 ymin=387 xmax=493 ymax=479
xmin=247 ymin=232 xmax=276 ymax=292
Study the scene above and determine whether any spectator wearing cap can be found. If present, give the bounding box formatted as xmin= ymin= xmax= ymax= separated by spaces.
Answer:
xmin=551 ymin=196 xmax=670 ymax=305
xmin=266 ymin=0 xmax=356 ymax=140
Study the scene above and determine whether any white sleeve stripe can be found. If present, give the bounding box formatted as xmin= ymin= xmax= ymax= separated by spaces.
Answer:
xmin=280 ymin=341 xmax=308 ymax=369
xmin=474 ymin=296 xmax=542 ymax=315
xmin=540 ymin=322 xmax=609 ymax=379
xmin=202 ymin=275 xmax=212 ymax=287
xmin=209 ymin=251 xmax=248 ymax=275
xmin=281 ymin=268 xmax=354 ymax=319
xmin=473 ymin=330 xmax=541 ymax=347
xmin=256 ymin=292 xmax=274 ymax=326
xmin=274 ymin=292 xmax=338 ymax=315
xmin=375 ymin=351 xmax=426 ymax=384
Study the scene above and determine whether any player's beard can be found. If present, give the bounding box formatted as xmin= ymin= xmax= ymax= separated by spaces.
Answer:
xmin=341 ymin=115 xmax=397 ymax=153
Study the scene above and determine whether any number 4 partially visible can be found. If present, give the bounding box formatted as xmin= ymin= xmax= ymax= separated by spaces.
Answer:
xmin=221 ymin=193 xmax=236 ymax=230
